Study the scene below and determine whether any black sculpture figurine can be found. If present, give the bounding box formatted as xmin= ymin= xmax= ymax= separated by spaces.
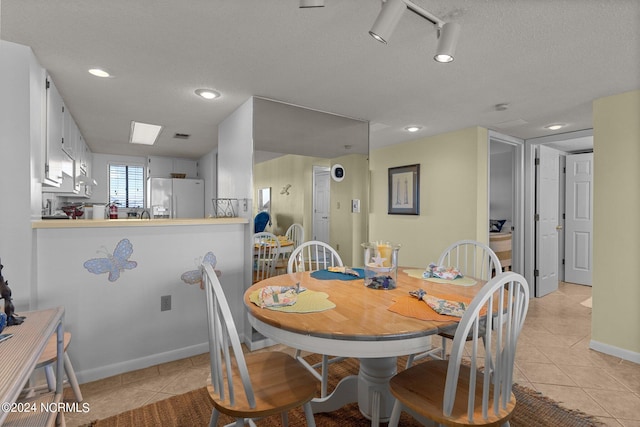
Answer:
xmin=0 ymin=259 xmax=26 ymax=326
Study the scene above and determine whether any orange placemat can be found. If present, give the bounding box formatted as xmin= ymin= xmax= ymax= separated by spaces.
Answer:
xmin=388 ymin=293 xmax=486 ymax=321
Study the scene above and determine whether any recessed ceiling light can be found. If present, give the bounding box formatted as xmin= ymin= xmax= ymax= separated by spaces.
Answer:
xmin=405 ymin=126 xmax=422 ymax=132
xmin=545 ymin=124 xmax=565 ymax=131
xmin=129 ymin=121 xmax=163 ymax=145
xmin=88 ymin=68 xmax=111 ymax=78
xmin=195 ymin=89 xmax=221 ymax=100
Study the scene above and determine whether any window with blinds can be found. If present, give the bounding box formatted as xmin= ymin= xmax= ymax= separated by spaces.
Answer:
xmin=109 ymin=164 xmax=144 ymax=208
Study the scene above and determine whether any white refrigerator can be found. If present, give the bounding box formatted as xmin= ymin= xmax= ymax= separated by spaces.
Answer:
xmin=147 ymin=178 xmax=205 ymax=218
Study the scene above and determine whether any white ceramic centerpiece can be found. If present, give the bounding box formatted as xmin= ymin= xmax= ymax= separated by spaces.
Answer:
xmin=362 ymin=241 xmax=401 ymax=289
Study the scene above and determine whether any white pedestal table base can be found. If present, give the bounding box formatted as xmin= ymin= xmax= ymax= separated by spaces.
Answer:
xmin=311 ymin=357 xmax=398 ymax=427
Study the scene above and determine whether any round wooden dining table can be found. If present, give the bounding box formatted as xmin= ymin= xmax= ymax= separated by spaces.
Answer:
xmin=243 ymin=268 xmax=485 ymax=426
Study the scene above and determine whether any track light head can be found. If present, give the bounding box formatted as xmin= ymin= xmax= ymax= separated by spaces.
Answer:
xmin=434 ymin=22 xmax=460 ymax=63
xmin=299 ymin=0 xmax=324 ymax=8
xmin=369 ymin=0 xmax=407 ymax=44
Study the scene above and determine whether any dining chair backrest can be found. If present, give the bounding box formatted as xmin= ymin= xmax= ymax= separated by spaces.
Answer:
xmin=287 ymin=241 xmax=343 ymax=273
xmin=443 ymin=271 xmax=529 ymax=421
xmin=254 ymin=232 xmax=281 ymax=282
xmin=285 ymin=223 xmax=305 ymax=250
xmin=202 ymin=263 xmax=256 ymax=410
xmin=438 ymin=239 xmax=502 ymax=281
xmin=254 ymin=211 xmax=270 ymax=233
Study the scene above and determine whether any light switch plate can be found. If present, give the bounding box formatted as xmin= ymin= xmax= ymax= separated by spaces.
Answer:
xmin=352 ymin=199 xmax=360 ymax=213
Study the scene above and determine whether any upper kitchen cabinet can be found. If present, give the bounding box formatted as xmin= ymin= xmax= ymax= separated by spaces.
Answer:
xmin=147 ymin=156 xmax=198 ymax=179
xmin=77 ymin=133 xmax=91 ymax=179
xmin=44 ymin=77 xmax=95 ymax=196
xmin=62 ymin=105 xmax=80 ymax=160
xmin=43 ymin=77 xmax=72 ymax=186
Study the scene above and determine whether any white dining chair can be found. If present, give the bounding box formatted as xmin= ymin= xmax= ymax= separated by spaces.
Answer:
xmin=202 ymin=263 xmax=318 ymax=427
xmin=287 ymin=240 xmax=342 ymax=273
xmin=388 ymin=271 xmax=530 ymax=427
xmin=285 ymin=223 xmax=305 ymax=250
xmin=275 ymin=223 xmax=305 ymax=274
xmin=287 ymin=240 xmax=345 ymax=398
xmin=406 ymin=240 xmax=502 ymax=368
xmin=253 ymin=232 xmax=281 ymax=283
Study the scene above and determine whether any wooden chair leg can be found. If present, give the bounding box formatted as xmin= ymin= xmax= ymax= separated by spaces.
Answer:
xmin=441 ymin=336 xmax=447 ymax=359
xmin=44 ymin=365 xmax=56 ymax=391
xmin=320 ymin=355 xmax=329 ymax=397
xmin=44 ymin=353 xmax=83 ymax=403
xmin=63 ymin=353 xmax=83 ymax=402
xmin=303 ymin=402 xmax=316 ymax=427
xmin=405 ymin=354 xmax=415 ymax=369
xmin=208 ymin=409 xmax=219 ymax=427
xmin=388 ymin=399 xmax=402 ymax=427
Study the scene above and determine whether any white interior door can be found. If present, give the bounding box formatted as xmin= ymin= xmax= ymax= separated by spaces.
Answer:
xmin=564 ymin=153 xmax=593 ymax=285
xmin=536 ymin=146 xmax=560 ymax=297
xmin=313 ymin=167 xmax=330 ymax=243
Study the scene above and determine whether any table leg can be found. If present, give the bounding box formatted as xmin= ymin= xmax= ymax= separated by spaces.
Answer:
xmin=358 ymin=357 xmax=397 ymax=426
xmin=310 ymin=357 xmax=398 ymax=427
xmin=311 ymin=375 xmax=359 ymax=413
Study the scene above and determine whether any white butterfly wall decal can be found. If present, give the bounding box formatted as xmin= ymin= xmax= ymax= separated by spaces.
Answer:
xmin=83 ymin=238 xmax=138 ymax=282
xmin=181 ymin=251 xmax=220 ymax=289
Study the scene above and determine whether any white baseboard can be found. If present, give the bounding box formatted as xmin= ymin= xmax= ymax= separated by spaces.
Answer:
xmin=590 ymin=339 xmax=640 ymax=364
xmin=75 ymin=342 xmax=210 ymax=384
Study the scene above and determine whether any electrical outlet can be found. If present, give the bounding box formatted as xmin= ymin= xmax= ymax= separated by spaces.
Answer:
xmin=161 ymin=295 xmax=171 ymax=311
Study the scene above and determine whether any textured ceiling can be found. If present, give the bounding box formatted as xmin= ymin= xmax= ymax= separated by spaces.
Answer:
xmin=1 ymin=0 xmax=638 ymax=159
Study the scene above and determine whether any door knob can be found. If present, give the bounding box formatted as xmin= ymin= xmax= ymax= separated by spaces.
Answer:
xmin=556 ymin=225 xmax=563 ymax=230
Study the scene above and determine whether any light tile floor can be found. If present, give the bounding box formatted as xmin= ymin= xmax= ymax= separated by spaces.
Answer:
xmin=63 ymin=282 xmax=638 ymax=426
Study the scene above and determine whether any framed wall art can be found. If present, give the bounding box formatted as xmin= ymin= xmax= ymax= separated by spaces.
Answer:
xmin=388 ymin=164 xmax=420 ymax=215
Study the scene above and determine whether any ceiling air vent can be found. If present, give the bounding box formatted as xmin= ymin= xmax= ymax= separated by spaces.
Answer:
xmin=173 ymin=133 xmax=190 ymax=139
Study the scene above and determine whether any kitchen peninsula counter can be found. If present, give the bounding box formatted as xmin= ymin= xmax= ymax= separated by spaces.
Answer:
xmin=32 ymin=217 xmax=247 ymax=229
xmin=32 ymin=216 xmax=249 ymax=385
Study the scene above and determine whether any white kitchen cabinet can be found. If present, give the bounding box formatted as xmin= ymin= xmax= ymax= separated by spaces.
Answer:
xmin=49 ymin=102 xmax=82 ymax=194
xmin=77 ymin=133 xmax=89 ymax=177
xmin=43 ymin=80 xmax=92 ymax=197
xmin=62 ymin=104 xmax=77 ymax=160
xmin=147 ymin=156 xmax=198 ymax=178
xmin=147 ymin=156 xmax=174 ymax=178
xmin=43 ymin=77 xmax=68 ymax=186
xmin=75 ymin=138 xmax=94 ymax=197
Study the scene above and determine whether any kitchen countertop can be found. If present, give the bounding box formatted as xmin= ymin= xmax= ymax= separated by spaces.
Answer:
xmin=32 ymin=217 xmax=248 ymax=229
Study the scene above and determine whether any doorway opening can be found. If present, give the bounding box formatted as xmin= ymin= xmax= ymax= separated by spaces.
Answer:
xmin=525 ymin=129 xmax=594 ymax=297
xmin=489 ymin=131 xmax=524 ymax=278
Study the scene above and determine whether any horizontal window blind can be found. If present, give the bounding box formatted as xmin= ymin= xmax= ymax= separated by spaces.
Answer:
xmin=109 ymin=164 xmax=144 ymax=208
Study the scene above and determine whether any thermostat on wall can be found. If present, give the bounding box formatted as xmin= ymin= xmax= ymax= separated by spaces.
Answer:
xmin=331 ymin=164 xmax=345 ymax=182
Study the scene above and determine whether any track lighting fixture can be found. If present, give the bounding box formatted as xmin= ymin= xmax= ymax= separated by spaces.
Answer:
xmin=299 ymin=0 xmax=324 ymax=8
xmin=369 ymin=0 xmax=406 ymax=43
xmin=369 ymin=0 xmax=460 ymax=63
xmin=434 ymin=22 xmax=461 ymax=63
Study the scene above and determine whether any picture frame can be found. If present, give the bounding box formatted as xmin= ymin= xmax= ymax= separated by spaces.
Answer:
xmin=388 ymin=164 xmax=420 ymax=215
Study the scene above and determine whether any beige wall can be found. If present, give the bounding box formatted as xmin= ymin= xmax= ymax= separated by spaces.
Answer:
xmin=329 ymin=154 xmax=369 ymax=266
xmin=592 ymin=90 xmax=640 ymax=355
xmin=369 ymin=127 xmax=489 ymax=268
